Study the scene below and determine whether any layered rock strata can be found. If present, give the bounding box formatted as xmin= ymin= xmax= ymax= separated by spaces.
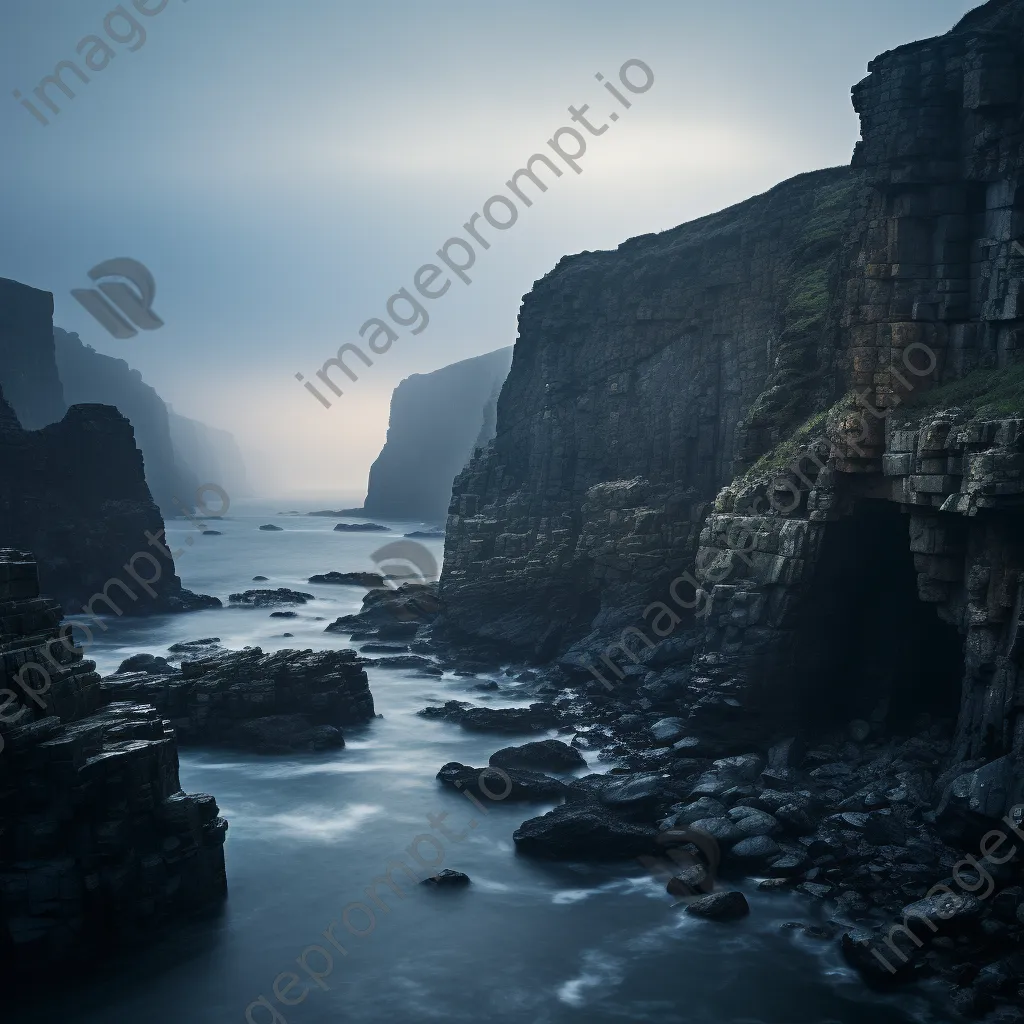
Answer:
xmin=0 ymin=550 xmax=227 ymax=982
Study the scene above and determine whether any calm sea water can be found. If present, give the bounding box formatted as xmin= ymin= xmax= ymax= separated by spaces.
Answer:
xmin=21 ymin=502 xmax=942 ymax=1024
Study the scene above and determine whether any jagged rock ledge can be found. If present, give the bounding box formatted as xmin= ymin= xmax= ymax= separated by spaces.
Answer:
xmin=102 ymin=646 xmax=375 ymax=754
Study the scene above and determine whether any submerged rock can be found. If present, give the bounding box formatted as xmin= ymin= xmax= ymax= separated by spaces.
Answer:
xmin=259 ymin=524 xmax=283 ymax=531
xmin=333 ymin=522 xmax=390 ymax=532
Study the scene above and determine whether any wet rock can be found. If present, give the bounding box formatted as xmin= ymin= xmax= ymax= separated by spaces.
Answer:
xmin=117 ymin=653 xmax=173 ymax=675
xmin=841 ymin=929 xmax=914 ymax=983
xmin=252 ymin=576 xmax=269 ymax=581
xmin=684 ymin=891 xmax=750 ymax=921
xmin=729 ymin=835 xmax=782 ymax=867
xmin=167 ymin=637 xmax=221 ymax=653
xmin=598 ymin=774 xmax=666 ymax=818
xmin=270 ymin=611 xmax=298 ymax=619
xmin=308 ymin=571 xmax=385 ymax=587
xmin=674 ymin=797 xmax=729 ymax=826
xmin=688 ymin=817 xmax=746 ymax=845
xmin=333 ymin=522 xmax=390 ymax=532
xmin=901 ymin=892 xmax=984 ymax=934
xmin=419 ymin=701 xmax=558 ymax=734
xmin=729 ymin=807 xmax=781 ymax=838
xmin=513 ymin=804 xmax=659 ymax=860
xmin=422 ymin=869 xmax=470 ymax=887
xmin=229 ymin=588 xmax=314 ymax=607
xmin=666 ymin=863 xmax=713 ymax=897
xmin=259 ymin=524 xmax=283 ymax=531
xmin=229 ymin=714 xmax=345 ymax=753
xmin=325 ymin=583 xmax=440 ymax=639
xmin=489 ymin=738 xmax=585 ymax=772
xmin=649 ymin=717 xmax=687 ymax=746
xmin=436 ymin=762 xmax=567 ymax=802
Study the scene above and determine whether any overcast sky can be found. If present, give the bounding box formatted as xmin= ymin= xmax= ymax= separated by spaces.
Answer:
xmin=0 ymin=0 xmax=978 ymax=500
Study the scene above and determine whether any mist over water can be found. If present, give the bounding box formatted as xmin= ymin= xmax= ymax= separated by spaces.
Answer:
xmin=15 ymin=505 xmax=945 ymax=1024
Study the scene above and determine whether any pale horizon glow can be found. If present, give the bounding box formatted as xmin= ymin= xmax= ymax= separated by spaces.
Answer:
xmin=0 ymin=0 xmax=978 ymax=499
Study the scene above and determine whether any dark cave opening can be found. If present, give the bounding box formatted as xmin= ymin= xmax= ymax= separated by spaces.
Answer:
xmin=795 ymin=500 xmax=964 ymax=735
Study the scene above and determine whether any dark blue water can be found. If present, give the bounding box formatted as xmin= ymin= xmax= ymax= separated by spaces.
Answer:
xmin=21 ymin=503 xmax=942 ymax=1023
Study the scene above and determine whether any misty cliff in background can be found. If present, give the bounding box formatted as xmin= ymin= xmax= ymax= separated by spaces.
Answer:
xmin=167 ymin=409 xmax=251 ymax=502
xmin=351 ymin=347 xmax=513 ymax=522
xmin=53 ymin=328 xmax=194 ymax=514
xmin=52 ymin=329 xmax=250 ymax=511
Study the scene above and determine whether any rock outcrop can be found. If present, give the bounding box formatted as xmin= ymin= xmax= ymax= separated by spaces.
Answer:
xmin=0 ymin=550 xmax=227 ymax=982
xmin=0 ymin=386 xmax=217 ymax=615
xmin=349 ymin=347 xmax=514 ymax=522
xmin=101 ymin=646 xmax=375 ymax=752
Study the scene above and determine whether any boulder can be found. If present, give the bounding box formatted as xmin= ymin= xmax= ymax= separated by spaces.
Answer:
xmin=333 ymin=523 xmax=390 ymax=532
xmin=649 ymin=717 xmax=687 ymax=746
xmin=421 ymin=869 xmax=470 ymax=887
xmin=117 ymin=653 xmax=173 ymax=675
xmin=489 ymin=739 xmax=585 ymax=772
xmin=684 ymin=891 xmax=750 ymax=921
xmin=259 ymin=524 xmax=283 ymax=531
xmin=513 ymin=804 xmax=659 ymax=860
xmin=436 ymin=762 xmax=567 ymax=802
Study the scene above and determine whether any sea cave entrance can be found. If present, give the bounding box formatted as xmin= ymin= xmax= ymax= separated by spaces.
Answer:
xmin=795 ymin=500 xmax=964 ymax=736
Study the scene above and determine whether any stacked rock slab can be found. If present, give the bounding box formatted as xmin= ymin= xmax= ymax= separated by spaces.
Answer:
xmin=0 ymin=550 xmax=227 ymax=981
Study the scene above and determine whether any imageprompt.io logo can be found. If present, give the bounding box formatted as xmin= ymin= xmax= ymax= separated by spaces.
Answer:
xmin=71 ymin=258 xmax=164 ymax=339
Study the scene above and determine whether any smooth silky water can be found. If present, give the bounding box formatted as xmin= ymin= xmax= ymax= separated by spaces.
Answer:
xmin=18 ymin=502 xmax=945 ymax=1023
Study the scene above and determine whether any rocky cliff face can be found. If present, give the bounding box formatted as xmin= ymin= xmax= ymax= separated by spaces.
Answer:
xmin=440 ymin=167 xmax=857 ymax=656
xmin=0 ymin=550 xmax=227 ymax=982
xmin=53 ymin=328 xmax=198 ymax=516
xmin=0 ymin=278 xmax=65 ymax=429
xmin=354 ymin=347 xmax=514 ymax=522
xmin=440 ymin=0 xmax=1024 ymax=775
